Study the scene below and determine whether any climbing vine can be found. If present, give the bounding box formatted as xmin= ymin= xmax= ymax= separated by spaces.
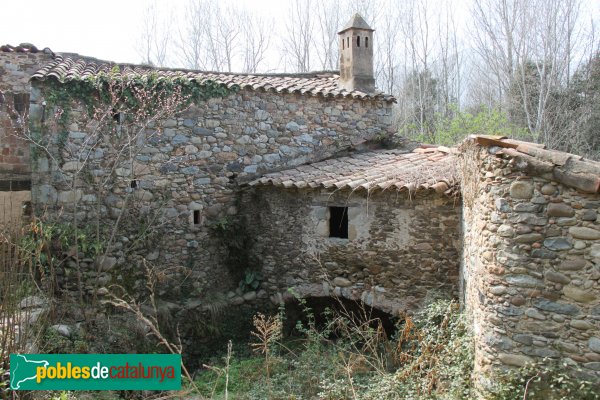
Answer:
xmin=43 ymin=68 xmax=238 ymax=125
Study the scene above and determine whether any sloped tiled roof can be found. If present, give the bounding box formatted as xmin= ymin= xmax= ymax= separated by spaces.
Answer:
xmin=30 ymin=55 xmax=395 ymax=102
xmin=1 ymin=43 xmax=55 ymax=57
xmin=249 ymin=147 xmax=458 ymax=194
xmin=2 ymin=43 xmax=43 ymax=53
xmin=468 ymin=135 xmax=600 ymax=193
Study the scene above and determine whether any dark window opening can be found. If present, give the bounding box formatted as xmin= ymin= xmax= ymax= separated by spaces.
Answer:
xmin=342 ymin=38 xmax=345 ymax=50
xmin=193 ymin=210 xmax=201 ymax=225
xmin=22 ymin=201 xmax=32 ymax=216
xmin=112 ymin=109 xmax=123 ymax=124
xmin=329 ymin=206 xmax=348 ymax=239
xmin=0 ymin=180 xmax=31 ymax=191
xmin=357 ymin=36 xmax=360 ymax=47
xmin=13 ymin=93 xmax=29 ymax=115
xmin=347 ymin=37 xmax=349 ymax=48
xmin=130 ymin=180 xmax=138 ymax=189
xmin=365 ymin=37 xmax=369 ymax=48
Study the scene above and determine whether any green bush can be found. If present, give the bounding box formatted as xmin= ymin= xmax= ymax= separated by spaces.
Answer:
xmin=401 ymin=106 xmax=529 ymax=146
xmin=196 ymin=299 xmax=476 ymax=399
xmin=195 ymin=357 xmax=264 ymax=398
xmin=488 ymin=360 xmax=600 ymax=400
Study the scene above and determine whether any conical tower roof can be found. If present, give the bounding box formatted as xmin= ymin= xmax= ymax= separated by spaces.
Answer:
xmin=338 ymin=14 xmax=374 ymax=34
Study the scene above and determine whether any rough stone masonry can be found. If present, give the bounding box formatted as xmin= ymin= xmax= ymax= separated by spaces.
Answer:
xmin=1 ymin=12 xmax=599 ymax=391
xmin=28 ymin=69 xmax=395 ymax=301
xmin=461 ymin=137 xmax=600 ymax=385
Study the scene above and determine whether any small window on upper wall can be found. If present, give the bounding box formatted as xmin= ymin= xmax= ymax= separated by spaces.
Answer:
xmin=357 ymin=36 xmax=361 ymax=47
xmin=193 ymin=210 xmax=201 ymax=225
xmin=365 ymin=37 xmax=369 ymax=48
xmin=342 ymin=38 xmax=345 ymax=50
xmin=13 ymin=93 xmax=29 ymax=115
xmin=329 ymin=206 xmax=348 ymax=239
xmin=347 ymin=37 xmax=350 ymax=48
xmin=0 ymin=180 xmax=31 ymax=191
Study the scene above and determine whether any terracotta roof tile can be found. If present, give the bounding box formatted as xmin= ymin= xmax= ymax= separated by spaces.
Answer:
xmin=1 ymin=43 xmax=54 ymax=56
xmin=30 ymin=55 xmax=395 ymax=102
xmin=468 ymin=135 xmax=600 ymax=193
xmin=249 ymin=147 xmax=458 ymax=195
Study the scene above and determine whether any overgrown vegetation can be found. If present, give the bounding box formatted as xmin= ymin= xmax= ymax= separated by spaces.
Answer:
xmin=209 ymin=216 xmax=261 ymax=286
xmin=1 ymin=68 xmax=245 ymax=398
xmin=44 ymin=71 xmax=237 ymax=126
xmin=196 ymin=298 xmax=475 ymax=399
xmin=193 ymin=299 xmax=600 ymax=400
xmin=401 ymin=106 xmax=528 ymax=147
xmin=489 ymin=360 xmax=600 ymax=400
xmin=0 ymin=197 xmax=36 ymax=398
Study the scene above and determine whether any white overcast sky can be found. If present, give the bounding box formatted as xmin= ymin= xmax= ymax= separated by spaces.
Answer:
xmin=2 ymin=0 xmax=599 ymax=68
xmin=0 ymin=0 xmax=287 ymax=65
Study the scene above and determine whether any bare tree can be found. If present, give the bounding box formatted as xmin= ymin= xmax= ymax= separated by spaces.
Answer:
xmin=177 ymin=0 xmax=208 ymax=70
xmin=435 ymin=0 xmax=463 ymax=113
xmin=137 ymin=1 xmax=172 ymax=67
xmin=348 ymin=0 xmax=381 ymax=25
xmin=284 ymin=0 xmax=314 ymax=72
xmin=314 ymin=0 xmax=344 ymax=70
xmin=396 ymin=0 xmax=438 ymax=140
xmin=176 ymin=0 xmax=242 ymax=72
xmin=241 ymin=13 xmax=271 ymax=73
xmin=470 ymin=0 xmax=588 ymax=145
xmin=470 ymin=0 xmax=523 ymax=101
xmin=375 ymin=5 xmax=400 ymax=95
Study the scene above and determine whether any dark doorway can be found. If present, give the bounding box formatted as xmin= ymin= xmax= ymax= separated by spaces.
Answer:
xmin=283 ymin=296 xmax=398 ymax=339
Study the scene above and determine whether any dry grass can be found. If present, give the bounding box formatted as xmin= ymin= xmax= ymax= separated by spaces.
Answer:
xmin=0 ymin=190 xmax=43 ymax=396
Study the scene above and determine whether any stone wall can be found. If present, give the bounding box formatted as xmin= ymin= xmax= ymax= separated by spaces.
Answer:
xmin=241 ymin=186 xmax=462 ymax=314
xmin=30 ymin=80 xmax=395 ymax=301
xmin=0 ymin=52 xmax=51 ymax=179
xmin=462 ymin=144 xmax=600 ymax=386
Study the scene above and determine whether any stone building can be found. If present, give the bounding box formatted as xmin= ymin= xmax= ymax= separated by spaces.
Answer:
xmin=0 ymin=44 xmax=53 ymax=225
xmin=244 ymin=147 xmax=460 ymax=314
xmin=1 ymin=14 xmax=599 ymax=388
xmin=461 ymin=136 xmax=600 ymax=384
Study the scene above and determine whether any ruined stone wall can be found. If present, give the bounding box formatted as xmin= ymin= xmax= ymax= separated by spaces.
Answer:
xmin=241 ymin=186 xmax=462 ymax=314
xmin=462 ymin=145 xmax=600 ymax=386
xmin=0 ymin=52 xmax=51 ymax=179
xmin=30 ymin=81 xmax=395 ymax=301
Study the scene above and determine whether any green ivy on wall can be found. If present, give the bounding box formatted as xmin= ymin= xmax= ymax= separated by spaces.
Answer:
xmin=43 ymin=68 xmax=238 ymax=125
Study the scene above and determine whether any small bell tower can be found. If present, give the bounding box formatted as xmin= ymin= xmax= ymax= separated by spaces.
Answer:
xmin=338 ymin=14 xmax=375 ymax=92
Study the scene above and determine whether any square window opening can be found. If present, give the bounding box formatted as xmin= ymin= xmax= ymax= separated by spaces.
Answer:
xmin=130 ymin=179 xmax=138 ymax=189
xmin=193 ymin=210 xmax=201 ymax=225
xmin=0 ymin=180 xmax=31 ymax=191
xmin=329 ymin=206 xmax=348 ymax=239
xmin=13 ymin=93 xmax=29 ymax=115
